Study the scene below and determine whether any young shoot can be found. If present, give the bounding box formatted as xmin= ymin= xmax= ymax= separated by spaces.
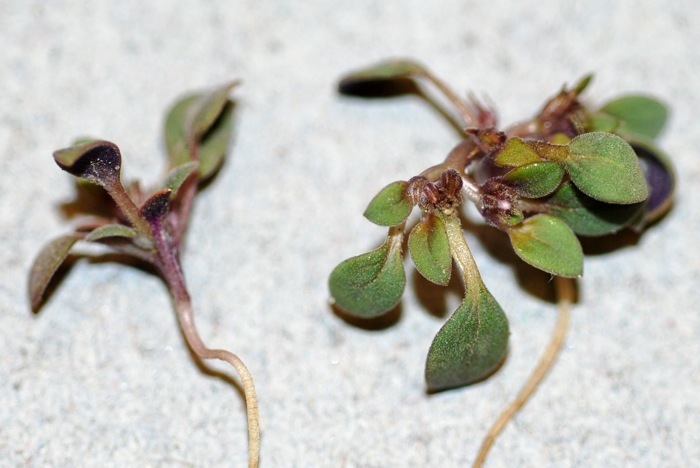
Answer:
xmin=28 ymin=83 xmax=260 ymax=467
xmin=329 ymin=59 xmax=674 ymax=466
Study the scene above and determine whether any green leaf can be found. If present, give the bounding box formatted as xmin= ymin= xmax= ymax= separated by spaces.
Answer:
xmin=586 ymin=112 xmax=620 ymax=133
xmin=85 ymin=224 xmax=137 ymax=241
xmin=53 ymin=140 xmax=122 ymax=187
xmin=339 ymin=59 xmax=427 ymax=85
xmin=408 ymin=215 xmax=451 ymax=286
xmin=165 ymin=94 xmax=198 ymax=168
xmin=163 ymin=161 xmax=199 ymax=197
xmin=188 ymin=82 xmax=238 ymax=139
xmin=508 ymin=214 xmax=583 ymax=277
xmin=164 ymin=82 xmax=237 ymax=179
xmin=425 ymin=284 xmax=509 ymax=391
xmin=565 ymin=132 xmax=648 ymax=204
xmin=600 ymin=95 xmax=668 ymax=139
xmin=28 ymin=234 xmax=82 ymax=311
xmin=197 ymin=101 xmax=235 ymax=180
xmin=329 ymin=233 xmax=405 ymax=318
xmin=546 ymin=182 xmax=644 ymax=236
xmin=503 ymin=161 xmax=565 ymax=198
xmin=363 ymin=181 xmax=413 ymax=226
xmin=493 ymin=137 xmax=542 ymax=167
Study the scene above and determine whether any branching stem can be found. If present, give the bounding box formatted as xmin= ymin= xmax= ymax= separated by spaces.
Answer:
xmin=472 ymin=276 xmax=574 ymax=467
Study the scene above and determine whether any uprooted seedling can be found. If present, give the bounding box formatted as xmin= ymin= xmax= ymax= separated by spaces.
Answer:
xmin=329 ymin=59 xmax=674 ymax=465
xmin=28 ymin=83 xmax=260 ymax=467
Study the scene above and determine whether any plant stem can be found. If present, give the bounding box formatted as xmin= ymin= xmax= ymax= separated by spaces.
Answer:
xmin=104 ymin=181 xmax=152 ymax=236
xmin=152 ymin=220 xmax=260 ymax=468
xmin=442 ymin=211 xmax=482 ymax=298
xmin=422 ymin=69 xmax=478 ymax=126
xmin=472 ymin=276 xmax=574 ymax=467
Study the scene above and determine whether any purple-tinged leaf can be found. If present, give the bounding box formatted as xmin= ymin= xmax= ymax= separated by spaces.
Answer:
xmin=53 ymin=140 xmax=122 ymax=187
xmin=28 ymin=234 xmax=82 ymax=311
xmin=138 ymin=189 xmax=172 ymax=224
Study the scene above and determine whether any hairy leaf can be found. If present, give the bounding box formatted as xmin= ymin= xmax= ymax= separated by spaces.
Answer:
xmin=425 ymin=284 xmax=509 ymax=391
xmin=504 ymin=161 xmax=565 ymax=198
xmin=363 ymin=181 xmax=413 ymax=226
xmin=28 ymin=235 xmax=82 ymax=311
xmin=565 ymin=132 xmax=648 ymax=204
xmin=408 ymin=215 xmax=451 ymax=286
xmin=53 ymin=140 xmax=122 ymax=187
xmin=546 ymin=182 xmax=644 ymax=236
xmin=508 ymin=214 xmax=583 ymax=277
xmin=329 ymin=234 xmax=405 ymax=317
xmin=493 ymin=137 xmax=542 ymax=167
xmin=600 ymin=95 xmax=668 ymax=139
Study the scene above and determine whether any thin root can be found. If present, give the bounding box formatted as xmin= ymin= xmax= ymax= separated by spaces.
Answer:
xmin=473 ymin=276 xmax=575 ymax=467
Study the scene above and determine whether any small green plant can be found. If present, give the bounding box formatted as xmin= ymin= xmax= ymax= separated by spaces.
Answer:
xmin=329 ymin=59 xmax=674 ymax=465
xmin=28 ymin=83 xmax=260 ymax=467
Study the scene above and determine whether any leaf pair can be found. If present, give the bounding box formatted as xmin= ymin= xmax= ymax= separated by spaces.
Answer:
xmin=496 ymin=132 xmax=649 ymax=205
xmin=29 ymin=83 xmax=237 ymax=312
xmin=329 ymin=210 xmax=509 ymax=391
xmin=165 ymin=81 xmax=238 ymax=180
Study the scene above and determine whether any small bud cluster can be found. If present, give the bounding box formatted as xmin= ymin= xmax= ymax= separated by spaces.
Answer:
xmin=408 ymin=169 xmax=463 ymax=214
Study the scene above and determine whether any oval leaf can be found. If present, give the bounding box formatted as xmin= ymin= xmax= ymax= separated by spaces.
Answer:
xmin=363 ymin=181 xmax=413 ymax=226
xmin=84 ymin=224 xmax=137 ymax=241
xmin=600 ymin=95 xmax=668 ymax=139
xmin=493 ymin=137 xmax=542 ymax=167
xmin=566 ymin=132 xmax=648 ymax=204
xmin=53 ymin=140 xmax=122 ymax=187
xmin=508 ymin=214 xmax=583 ymax=277
xmin=408 ymin=215 xmax=451 ymax=286
xmin=504 ymin=161 xmax=565 ymax=198
xmin=329 ymin=235 xmax=405 ymax=318
xmin=425 ymin=284 xmax=509 ymax=391
xmin=28 ymin=234 xmax=82 ymax=311
xmin=546 ymin=182 xmax=644 ymax=236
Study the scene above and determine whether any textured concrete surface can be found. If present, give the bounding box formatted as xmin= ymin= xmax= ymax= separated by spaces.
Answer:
xmin=1 ymin=1 xmax=699 ymax=466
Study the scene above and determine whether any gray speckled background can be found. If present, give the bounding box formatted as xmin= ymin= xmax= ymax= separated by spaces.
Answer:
xmin=1 ymin=1 xmax=698 ymax=466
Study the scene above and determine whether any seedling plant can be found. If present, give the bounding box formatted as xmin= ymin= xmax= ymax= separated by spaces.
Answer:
xmin=28 ymin=83 xmax=260 ymax=466
xmin=329 ymin=59 xmax=674 ymax=465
